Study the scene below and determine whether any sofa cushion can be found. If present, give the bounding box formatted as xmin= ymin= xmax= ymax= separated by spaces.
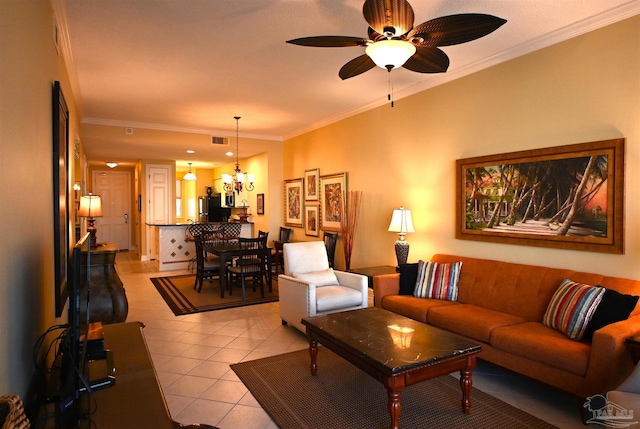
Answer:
xmin=490 ymin=322 xmax=591 ymax=376
xmin=427 ymin=304 xmax=526 ymax=343
xmin=542 ymin=279 xmax=605 ymax=341
xmin=584 ymin=288 xmax=639 ymax=341
xmin=398 ymin=263 xmax=419 ymax=295
xmin=381 ymin=295 xmax=457 ymax=323
xmin=316 ymin=286 xmax=363 ymax=312
xmin=414 ymin=260 xmax=462 ymax=301
xmin=292 ymin=269 xmax=339 ymax=286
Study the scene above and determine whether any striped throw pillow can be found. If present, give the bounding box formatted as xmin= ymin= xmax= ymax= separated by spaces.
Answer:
xmin=413 ymin=260 xmax=462 ymax=301
xmin=543 ymin=279 xmax=605 ymax=341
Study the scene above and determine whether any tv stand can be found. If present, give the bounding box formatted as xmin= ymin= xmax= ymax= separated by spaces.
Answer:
xmin=39 ymin=322 xmax=218 ymax=429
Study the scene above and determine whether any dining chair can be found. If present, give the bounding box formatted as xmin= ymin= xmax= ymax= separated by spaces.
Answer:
xmin=193 ymin=234 xmax=221 ymax=293
xmin=272 ymin=227 xmax=293 ymax=275
xmin=227 ymin=236 xmax=270 ymax=300
xmin=323 ymin=231 xmax=338 ymax=268
xmin=186 ymin=222 xmax=219 ymax=271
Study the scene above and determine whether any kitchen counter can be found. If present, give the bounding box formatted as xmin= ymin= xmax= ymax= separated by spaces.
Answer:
xmin=146 ymin=222 xmax=254 ymax=271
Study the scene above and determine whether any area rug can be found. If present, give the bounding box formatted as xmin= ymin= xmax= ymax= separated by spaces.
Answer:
xmin=231 ymin=349 xmax=559 ymax=429
xmin=150 ymin=274 xmax=278 ymax=316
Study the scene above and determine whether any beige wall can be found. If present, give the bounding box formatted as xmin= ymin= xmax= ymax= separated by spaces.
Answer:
xmin=0 ymin=0 xmax=80 ymax=397
xmin=284 ymin=15 xmax=640 ymax=279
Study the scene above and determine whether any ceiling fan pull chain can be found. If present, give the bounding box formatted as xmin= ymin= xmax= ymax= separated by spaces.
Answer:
xmin=388 ymin=69 xmax=394 ymax=108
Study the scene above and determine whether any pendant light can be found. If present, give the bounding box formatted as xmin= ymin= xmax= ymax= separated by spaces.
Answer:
xmin=183 ymin=162 xmax=197 ymax=181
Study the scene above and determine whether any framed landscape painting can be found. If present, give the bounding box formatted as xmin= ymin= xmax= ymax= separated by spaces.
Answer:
xmin=320 ymin=172 xmax=347 ymax=232
xmin=456 ymin=138 xmax=624 ymax=254
xmin=304 ymin=168 xmax=319 ymax=201
xmin=284 ymin=178 xmax=303 ymax=227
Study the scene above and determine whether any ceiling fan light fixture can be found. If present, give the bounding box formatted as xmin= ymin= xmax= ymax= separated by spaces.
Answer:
xmin=365 ymin=39 xmax=416 ymax=70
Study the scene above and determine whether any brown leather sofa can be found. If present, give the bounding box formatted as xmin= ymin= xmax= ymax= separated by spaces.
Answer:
xmin=373 ymin=254 xmax=640 ymax=399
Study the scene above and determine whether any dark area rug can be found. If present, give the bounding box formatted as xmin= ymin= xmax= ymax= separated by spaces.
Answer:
xmin=150 ymin=274 xmax=278 ymax=316
xmin=231 ymin=349 xmax=559 ymax=429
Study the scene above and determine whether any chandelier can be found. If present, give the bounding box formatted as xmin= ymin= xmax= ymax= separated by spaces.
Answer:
xmin=222 ymin=116 xmax=254 ymax=195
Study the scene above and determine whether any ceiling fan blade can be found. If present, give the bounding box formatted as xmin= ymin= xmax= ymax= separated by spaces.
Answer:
xmin=339 ymin=55 xmax=376 ymax=80
xmin=408 ymin=14 xmax=507 ymax=47
xmin=402 ymin=47 xmax=450 ymax=73
xmin=286 ymin=36 xmax=368 ymax=48
xmin=363 ymin=0 xmax=414 ymax=38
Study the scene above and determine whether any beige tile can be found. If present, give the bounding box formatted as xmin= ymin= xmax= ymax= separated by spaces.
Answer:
xmin=163 ymin=374 xmax=216 ymax=397
xmin=172 ymin=398 xmax=233 ymax=427
xmin=188 ymin=360 xmax=233 ymax=379
xmin=217 ymin=404 xmax=274 ymax=429
xmin=155 ymin=356 xmax=203 ymax=375
xmin=200 ymin=379 xmax=248 ymax=404
xmin=180 ymin=344 xmax=221 ymax=360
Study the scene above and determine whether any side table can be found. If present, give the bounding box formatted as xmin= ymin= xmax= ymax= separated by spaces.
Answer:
xmin=81 ymin=242 xmax=128 ymax=324
xmin=349 ymin=266 xmax=398 ymax=305
xmin=349 ymin=265 xmax=398 ymax=289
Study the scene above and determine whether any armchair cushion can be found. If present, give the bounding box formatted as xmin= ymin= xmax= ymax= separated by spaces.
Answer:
xmin=292 ymin=269 xmax=339 ymax=286
xmin=316 ymin=286 xmax=364 ymax=312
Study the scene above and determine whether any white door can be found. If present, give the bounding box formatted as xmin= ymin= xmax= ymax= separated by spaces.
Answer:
xmin=147 ymin=166 xmax=170 ymax=224
xmin=146 ymin=165 xmax=171 ymax=259
xmin=93 ymin=170 xmax=131 ymax=250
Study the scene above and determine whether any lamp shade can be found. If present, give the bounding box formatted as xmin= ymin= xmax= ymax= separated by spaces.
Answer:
xmin=78 ymin=195 xmax=103 ymax=217
xmin=388 ymin=207 xmax=414 ymax=234
xmin=365 ymin=40 xmax=416 ymax=70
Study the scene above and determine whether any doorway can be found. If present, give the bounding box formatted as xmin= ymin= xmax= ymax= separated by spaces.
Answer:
xmin=92 ymin=170 xmax=132 ymax=250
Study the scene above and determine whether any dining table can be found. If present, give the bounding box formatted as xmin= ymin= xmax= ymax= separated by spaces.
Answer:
xmin=203 ymin=241 xmax=272 ymax=298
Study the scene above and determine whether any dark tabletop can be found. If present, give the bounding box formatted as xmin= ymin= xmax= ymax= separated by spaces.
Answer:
xmin=302 ymin=307 xmax=481 ymax=374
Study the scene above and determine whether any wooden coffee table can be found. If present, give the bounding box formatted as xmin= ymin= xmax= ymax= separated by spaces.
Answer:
xmin=302 ymin=307 xmax=481 ymax=429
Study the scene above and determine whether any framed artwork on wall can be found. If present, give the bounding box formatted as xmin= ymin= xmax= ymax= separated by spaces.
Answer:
xmin=456 ymin=138 xmax=624 ymax=254
xmin=305 ymin=204 xmax=320 ymax=236
xmin=284 ymin=178 xmax=303 ymax=227
xmin=320 ymin=172 xmax=347 ymax=232
xmin=257 ymin=193 xmax=265 ymax=215
xmin=304 ymin=168 xmax=320 ymax=201
xmin=53 ymin=81 xmax=70 ymax=316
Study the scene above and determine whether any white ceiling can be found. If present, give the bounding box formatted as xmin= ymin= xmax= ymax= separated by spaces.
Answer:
xmin=58 ymin=0 xmax=639 ymax=168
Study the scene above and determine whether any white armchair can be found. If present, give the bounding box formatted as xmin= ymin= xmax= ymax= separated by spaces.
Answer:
xmin=278 ymin=241 xmax=368 ymax=332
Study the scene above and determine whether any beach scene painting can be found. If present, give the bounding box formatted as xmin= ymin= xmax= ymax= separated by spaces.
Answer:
xmin=456 ymin=139 xmax=624 ymax=253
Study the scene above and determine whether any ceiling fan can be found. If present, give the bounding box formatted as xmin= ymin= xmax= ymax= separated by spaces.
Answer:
xmin=286 ymin=0 xmax=507 ymax=80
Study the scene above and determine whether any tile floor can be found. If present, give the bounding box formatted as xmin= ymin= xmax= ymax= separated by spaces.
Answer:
xmin=116 ymin=250 xmax=591 ymax=429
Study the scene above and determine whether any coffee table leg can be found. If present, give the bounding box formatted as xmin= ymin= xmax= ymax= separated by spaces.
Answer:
xmin=309 ymin=339 xmax=318 ymax=376
xmin=459 ymin=366 xmax=473 ymax=414
xmin=387 ymin=389 xmax=402 ymax=429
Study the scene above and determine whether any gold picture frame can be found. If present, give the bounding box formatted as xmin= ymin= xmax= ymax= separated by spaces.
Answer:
xmin=284 ymin=178 xmax=303 ymax=227
xmin=304 ymin=168 xmax=320 ymax=201
xmin=320 ymin=172 xmax=347 ymax=232
xmin=456 ymin=138 xmax=624 ymax=254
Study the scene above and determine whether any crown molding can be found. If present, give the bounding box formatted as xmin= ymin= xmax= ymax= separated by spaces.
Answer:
xmin=51 ymin=0 xmax=83 ymax=117
xmin=82 ymin=117 xmax=283 ymax=142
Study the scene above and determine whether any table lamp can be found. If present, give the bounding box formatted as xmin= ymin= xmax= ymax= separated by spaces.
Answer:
xmin=78 ymin=194 xmax=103 ymax=248
xmin=388 ymin=206 xmax=415 ymax=267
